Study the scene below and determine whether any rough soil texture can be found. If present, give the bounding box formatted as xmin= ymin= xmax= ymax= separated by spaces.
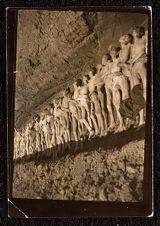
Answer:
xmin=15 ymin=11 xmax=148 ymax=128
xmin=13 ymin=138 xmax=144 ymax=201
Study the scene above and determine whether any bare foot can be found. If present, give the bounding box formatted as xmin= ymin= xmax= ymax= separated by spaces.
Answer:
xmin=100 ymin=131 xmax=107 ymax=137
xmin=108 ymin=124 xmax=115 ymax=132
xmin=114 ymin=125 xmax=126 ymax=133
xmin=137 ymin=121 xmax=145 ymax=130
xmin=88 ymin=130 xmax=94 ymax=139
xmin=94 ymin=130 xmax=100 ymax=137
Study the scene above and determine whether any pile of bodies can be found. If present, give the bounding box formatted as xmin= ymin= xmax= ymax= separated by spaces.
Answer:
xmin=14 ymin=26 xmax=148 ymax=160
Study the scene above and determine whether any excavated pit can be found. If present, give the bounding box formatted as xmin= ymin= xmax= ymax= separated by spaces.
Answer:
xmin=13 ymin=10 xmax=148 ymax=201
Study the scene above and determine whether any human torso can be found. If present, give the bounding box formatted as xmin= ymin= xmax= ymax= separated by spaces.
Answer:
xmin=119 ymin=44 xmax=130 ymax=63
xmin=40 ymin=117 xmax=46 ymax=131
xmin=101 ymin=64 xmax=110 ymax=77
xmin=54 ymin=106 xmax=63 ymax=118
xmin=62 ymin=96 xmax=69 ymax=109
xmin=69 ymin=100 xmax=77 ymax=113
xmin=79 ymin=85 xmax=88 ymax=95
xmin=110 ymin=58 xmax=121 ymax=74
xmin=73 ymin=85 xmax=80 ymax=100
xmin=88 ymin=77 xmax=96 ymax=93
xmin=105 ymin=59 xmax=121 ymax=89
xmin=34 ymin=121 xmax=41 ymax=132
xmin=130 ymin=38 xmax=146 ymax=61
xmin=95 ymin=73 xmax=104 ymax=88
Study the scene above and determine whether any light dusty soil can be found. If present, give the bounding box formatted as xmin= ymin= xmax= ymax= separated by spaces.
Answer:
xmin=13 ymin=139 xmax=144 ymax=202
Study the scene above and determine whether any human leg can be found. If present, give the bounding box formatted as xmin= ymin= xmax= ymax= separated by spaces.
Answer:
xmin=105 ymin=87 xmax=115 ymax=130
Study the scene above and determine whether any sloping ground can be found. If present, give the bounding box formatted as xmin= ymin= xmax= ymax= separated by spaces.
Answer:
xmin=15 ymin=11 xmax=148 ymax=129
xmin=13 ymin=139 xmax=144 ymax=201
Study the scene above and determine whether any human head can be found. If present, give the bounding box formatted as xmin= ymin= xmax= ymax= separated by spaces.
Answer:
xmin=40 ymin=111 xmax=45 ymax=119
xmin=49 ymin=103 xmax=54 ymax=114
xmin=119 ymin=35 xmax=126 ymax=44
xmin=101 ymin=53 xmax=111 ymax=65
xmin=125 ymin=34 xmax=133 ymax=44
xmin=34 ymin=114 xmax=40 ymax=122
xmin=83 ymin=74 xmax=90 ymax=84
xmin=76 ymin=78 xmax=83 ymax=87
xmin=49 ymin=103 xmax=53 ymax=109
xmin=28 ymin=121 xmax=33 ymax=128
xmin=58 ymin=97 xmax=63 ymax=105
xmin=132 ymin=26 xmax=145 ymax=38
xmin=96 ymin=64 xmax=102 ymax=73
xmin=89 ymin=67 xmax=97 ymax=78
xmin=67 ymin=91 xmax=73 ymax=99
xmin=91 ymin=91 xmax=97 ymax=99
xmin=44 ymin=108 xmax=49 ymax=115
xmin=108 ymin=45 xmax=121 ymax=58
xmin=63 ymin=87 xmax=70 ymax=96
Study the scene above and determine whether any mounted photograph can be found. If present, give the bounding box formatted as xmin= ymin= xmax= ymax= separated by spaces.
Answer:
xmin=7 ymin=7 xmax=152 ymax=217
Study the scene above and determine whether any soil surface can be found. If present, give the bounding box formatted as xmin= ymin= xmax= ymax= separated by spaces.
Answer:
xmin=12 ymin=127 xmax=145 ymax=201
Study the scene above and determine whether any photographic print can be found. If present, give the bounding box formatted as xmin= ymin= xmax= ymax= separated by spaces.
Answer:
xmin=7 ymin=7 xmax=152 ymax=217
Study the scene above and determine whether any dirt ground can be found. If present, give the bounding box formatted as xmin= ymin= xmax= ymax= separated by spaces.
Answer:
xmin=12 ymin=127 xmax=145 ymax=202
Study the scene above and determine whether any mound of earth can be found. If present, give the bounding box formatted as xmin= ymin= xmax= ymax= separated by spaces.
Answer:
xmin=12 ymin=139 xmax=144 ymax=202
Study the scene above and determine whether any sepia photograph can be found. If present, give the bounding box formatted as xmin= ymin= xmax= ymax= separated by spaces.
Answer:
xmin=7 ymin=7 xmax=153 ymax=216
